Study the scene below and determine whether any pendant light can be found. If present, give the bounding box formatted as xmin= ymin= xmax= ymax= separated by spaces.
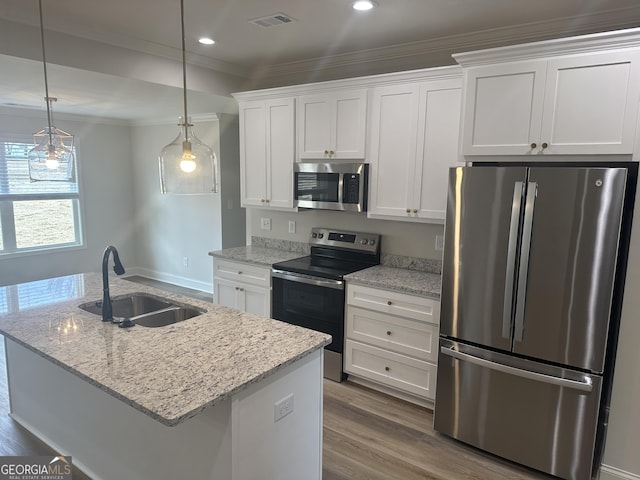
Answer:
xmin=28 ymin=0 xmax=75 ymax=183
xmin=159 ymin=0 xmax=218 ymax=194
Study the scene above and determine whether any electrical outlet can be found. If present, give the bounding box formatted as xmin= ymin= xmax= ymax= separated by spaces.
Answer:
xmin=288 ymin=220 xmax=296 ymax=234
xmin=274 ymin=394 xmax=294 ymax=422
xmin=261 ymin=217 xmax=271 ymax=230
xmin=435 ymin=235 xmax=445 ymax=251
xmin=183 ymin=256 xmax=189 ymax=268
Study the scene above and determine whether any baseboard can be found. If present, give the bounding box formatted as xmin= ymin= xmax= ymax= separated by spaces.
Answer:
xmin=599 ymin=465 xmax=640 ymax=480
xmin=126 ymin=267 xmax=213 ymax=294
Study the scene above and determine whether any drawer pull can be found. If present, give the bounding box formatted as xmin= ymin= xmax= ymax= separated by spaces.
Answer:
xmin=385 ymin=366 xmax=390 ymax=372
xmin=386 ymin=330 xmax=392 ymax=336
xmin=238 ymin=271 xmax=242 ymax=275
xmin=530 ymin=142 xmax=537 ymax=149
xmin=387 ymin=301 xmax=392 ymax=306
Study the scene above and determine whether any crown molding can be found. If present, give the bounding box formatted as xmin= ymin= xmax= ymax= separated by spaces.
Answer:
xmin=232 ymin=65 xmax=462 ymax=101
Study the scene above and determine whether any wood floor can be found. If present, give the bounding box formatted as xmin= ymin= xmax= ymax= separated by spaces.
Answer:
xmin=322 ymin=379 xmax=553 ymax=480
xmin=0 ymin=276 xmax=554 ymax=479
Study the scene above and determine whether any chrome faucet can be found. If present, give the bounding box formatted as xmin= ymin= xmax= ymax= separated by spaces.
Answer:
xmin=102 ymin=245 xmax=125 ymax=322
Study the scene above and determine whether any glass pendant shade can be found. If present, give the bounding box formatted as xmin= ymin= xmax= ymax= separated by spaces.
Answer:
xmin=159 ymin=116 xmax=218 ymax=194
xmin=28 ymin=125 xmax=75 ymax=182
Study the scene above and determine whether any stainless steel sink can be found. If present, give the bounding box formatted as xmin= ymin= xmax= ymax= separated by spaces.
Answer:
xmin=132 ymin=306 xmax=203 ymax=328
xmin=79 ymin=293 xmax=173 ymax=318
xmin=79 ymin=292 xmax=205 ymax=328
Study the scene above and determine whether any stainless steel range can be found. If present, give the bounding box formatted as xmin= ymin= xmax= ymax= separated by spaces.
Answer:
xmin=271 ymin=228 xmax=381 ymax=382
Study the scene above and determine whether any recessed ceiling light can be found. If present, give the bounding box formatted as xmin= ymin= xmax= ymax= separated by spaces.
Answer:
xmin=352 ymin=1 xmax=377 ymax=11
xmin=198 ymin=37 xmax=215 ymax=45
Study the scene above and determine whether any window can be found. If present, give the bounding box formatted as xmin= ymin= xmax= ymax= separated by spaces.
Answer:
xmin=0 ymin=139 xmax=82 ymax=255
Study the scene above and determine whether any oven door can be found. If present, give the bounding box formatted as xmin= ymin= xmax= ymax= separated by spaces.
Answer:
xmin=272 ymin=270 xmax=346 ymax=381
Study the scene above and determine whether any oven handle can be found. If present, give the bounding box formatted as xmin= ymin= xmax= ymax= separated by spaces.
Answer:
xmin=271 ymin=269 xmax=344 ymax=290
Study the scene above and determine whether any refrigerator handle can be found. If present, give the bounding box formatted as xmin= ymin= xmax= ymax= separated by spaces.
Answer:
xmin=502 ymin=181 xmax=524 ymax=339
xmin=440 ymin=346 xmax=593 ymax=392
xmin=514 ymin=182 xmax=538 ymax=343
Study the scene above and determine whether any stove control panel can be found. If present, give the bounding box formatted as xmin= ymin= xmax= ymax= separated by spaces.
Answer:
xmin=309 ymin=228 xmax=380 ymax=254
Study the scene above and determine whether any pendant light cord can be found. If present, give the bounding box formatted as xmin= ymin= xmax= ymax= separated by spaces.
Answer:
xmin=38 ymin=0 xmax=54 ymax=147
xmin=180 ymin=0 xmax=189 ymax=138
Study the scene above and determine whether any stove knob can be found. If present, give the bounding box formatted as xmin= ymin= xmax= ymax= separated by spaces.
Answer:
xmin=369 ymin=239 xmax=376 ymax=246
xmin=361 ymin=239 xmax=368 ymax=245
xmin=312 ymin=232 xmax=317 ymax=238
xmin=318 ymin=233 xmax=324 ymax=239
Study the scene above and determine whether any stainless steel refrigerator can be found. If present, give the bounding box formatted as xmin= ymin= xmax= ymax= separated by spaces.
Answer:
xmin=434 ymin=165 xmax=635 ymax=480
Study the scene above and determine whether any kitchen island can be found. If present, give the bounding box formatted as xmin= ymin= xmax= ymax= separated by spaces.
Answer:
xmin=0 ymin=273 xmax=331 ymax=480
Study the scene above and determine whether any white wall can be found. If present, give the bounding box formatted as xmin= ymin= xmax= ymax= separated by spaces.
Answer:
xmin=130 ymin=115 xmax=245 ymax=292
xmin=0 ymin=107 xmax=136 ymax=286
xmin=247 ymin=208 xmax=443 ymax=259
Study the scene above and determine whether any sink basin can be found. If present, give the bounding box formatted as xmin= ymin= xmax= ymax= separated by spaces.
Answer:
xmin=79 ymin=292 xmax=205 ymax=328
xmin=132 ymin=307 xmax=203 ymax=328
xmin=79 ymin=293 xmax=173 ymax=318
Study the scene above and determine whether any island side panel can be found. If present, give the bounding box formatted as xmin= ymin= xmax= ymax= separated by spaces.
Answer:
xmin=232 ymin=348 xmax=324 ymax=480
xmin=4 ymin=338 xmax=233 ymax=480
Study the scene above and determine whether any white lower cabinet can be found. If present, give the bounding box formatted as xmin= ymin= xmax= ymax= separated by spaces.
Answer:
xmin=213 ymin=259 xmax=271 ymax=317
xmin=344 ymin=284 xmax=440 ymax=404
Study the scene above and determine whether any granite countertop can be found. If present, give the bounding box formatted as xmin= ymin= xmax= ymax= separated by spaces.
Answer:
xmin=345 ymin=265 xmax=442 ymax=299
xmin=0 ymin=273 xmax=330 ymax=427
xmin=208 ymin=245 xmax=304 ymax=267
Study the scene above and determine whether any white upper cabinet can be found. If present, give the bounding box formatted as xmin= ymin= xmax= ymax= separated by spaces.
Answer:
xmin=297 ymin=89 xmax=367 ymax=160
xmin=368 ymin=75 xmax=461 ymax=222
xmin=239 ymin=98 xmax=295 ymax=210
xmin=459 ymin=48 xmax=640 ymax=156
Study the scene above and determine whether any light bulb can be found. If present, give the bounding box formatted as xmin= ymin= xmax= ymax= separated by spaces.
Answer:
xmin=45 ymin=146 xmax=59 ymax=169
xmin=180 ymin=140 xmax=197 ymax=172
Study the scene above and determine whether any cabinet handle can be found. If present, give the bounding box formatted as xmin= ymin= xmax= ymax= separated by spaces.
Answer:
xmin=239 ymin=288 xmax=244 ymax=292
xmin=387 ymin=300 xmax=392 ymax=306
xmin=541 ymin=142 xmax=548 ymax=149
xmin=386 ymin=330 xmax=392 ymax=336
xmin=238 ymin=271 xmax=242 ymax=275
xmin=412 ymin=209 xmax=418 ymax=214
xmin=406 ymin=208 xmax=410 ymax=213
xmin=530 ymin=143 xmax=537 ymax=149
xmin=324 ymin=150 xmax=329 ymax=155
xmin=265 ymin=199 xmax=270 ymax=203
xmin=261 ymin=199 xmax=265 ymax=203
xmin=329 ymin=150 xmax=335 ymax=156
xmin=385 ymin=366 xmax=390 ymax=372
xmin=235 ymin=286 xmax=239 ymax=290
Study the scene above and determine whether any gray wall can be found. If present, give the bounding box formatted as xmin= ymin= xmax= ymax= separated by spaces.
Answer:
xmin=130 ymin=115 xmax=245 ymax=292
xmin=247 ymin=208 xmax=444 ymax=259
xmin=0 ymin=107 xmax=136 ymax=286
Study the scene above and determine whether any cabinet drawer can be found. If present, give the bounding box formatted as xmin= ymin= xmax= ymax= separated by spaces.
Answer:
xmin=214 ymin=259 xmax=271 ymax=287
xmin=346 ymin=306 xmax=438 ymax=362
xmin=347 ymin=284 xmax=440 ymax=323
xmin=345 ymin=340 xmax=436 ymax=400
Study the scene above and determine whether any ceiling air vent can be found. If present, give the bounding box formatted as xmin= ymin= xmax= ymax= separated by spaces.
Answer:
xmin=250 ymin=13 xmax=296 ymax=28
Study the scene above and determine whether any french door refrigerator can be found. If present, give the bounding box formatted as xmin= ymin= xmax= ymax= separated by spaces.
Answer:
xmin=434 ymin=165 xmax=635 ymax=480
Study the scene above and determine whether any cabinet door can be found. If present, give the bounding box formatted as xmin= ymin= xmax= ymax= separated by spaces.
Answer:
xmin=297 ymin=94 xmax=333 ymax=159
xmin=214 ymin=277 xmax=241 ymax=309
xmin=241 ymin=284 xmax=271 ymax=318
xmin=266 ymin=98 xmax=295 ymax=209
xmin=367 ymin=84 xmax=419 ymax=218
xmin=239 ymin=101 xmax=267 ymax=207
xmin=540 ymin=50 xmax=640 ymax=155
xmin=333 ymin=89 xmax=367 ymax=159
xmin=414 ymin=81 xmax=461 ymax=221
xmin=297 ymin=90 xmax=367 ymax=160
xmin=461 ymin=60 xmax=547 ymax=155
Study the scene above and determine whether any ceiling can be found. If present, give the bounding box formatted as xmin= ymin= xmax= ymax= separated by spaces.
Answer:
xmin=1 ymin=0 xmax=640 ymax=120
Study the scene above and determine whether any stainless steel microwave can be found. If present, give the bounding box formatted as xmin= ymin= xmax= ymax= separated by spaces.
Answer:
xmin=294 ymin=162 xmax=368 ymax=212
